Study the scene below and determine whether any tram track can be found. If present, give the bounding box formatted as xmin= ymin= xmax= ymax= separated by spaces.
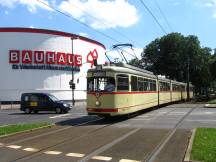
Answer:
xmin=144 ymin=104 xmax=200 ymax=162
xmin=0 ymin=105 xmax=198 ymax=162
xmin=7 ymin=115 xmax=135 ymax=162
xmin=0 ymin=116 xmax=107 ymax=161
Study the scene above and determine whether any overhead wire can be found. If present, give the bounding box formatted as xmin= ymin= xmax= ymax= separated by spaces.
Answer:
xmin=153 ymin=0 xmax=173 ymax=32
xmin=65 ymin=1 xmax=142 ymax=47
xmin=36 ymin=0 xmax=140 ymax=61
xmin=138 ymin=0 xmax=167 ymax=35
xmin=37 ymin=0 xmax=121 ymax=44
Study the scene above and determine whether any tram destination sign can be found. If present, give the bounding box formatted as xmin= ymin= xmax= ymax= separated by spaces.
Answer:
xmin=93 ymin=71 xmax=106 ymax=77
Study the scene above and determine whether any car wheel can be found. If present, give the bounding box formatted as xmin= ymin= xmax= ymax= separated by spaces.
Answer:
xmin=64 ymin=110 xmax=68 ymax=114
xmin=33 ymin=110 xmax=38 ymax=114
xmin=55 ymin=108 xmax=62 ymax=114
xmin=24 ymin=108 xmax=31 ymax=114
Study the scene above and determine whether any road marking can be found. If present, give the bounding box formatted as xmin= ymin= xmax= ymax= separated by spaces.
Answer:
xmin=77 ymin=128 xmax=140 ymax=162
xmin=130 ymin=119 xmax=150 ymax=121
xmin=7 ymin=145 xmax=22 ymax=149
xmin=49 ymin=114 xmax=73 ymax=119
xmin=0 ymin=143 xmax=4 ymax=146
xmin=92 ymin=156 xmax=112 ymax=161
xmin=204 ymin=112 xmax=214 ymax=114
xmin=23 ymin=147 xmax=39 ymax=152
xmin=186 ymin=119 xmax=216 ymax=122
xmin=119 ymin=159 xmax=141 ymax=162
xmin=66 ymin=153 xmax=85 ymax=158
xmin=44 ymin=151 xmax=62 ymax=155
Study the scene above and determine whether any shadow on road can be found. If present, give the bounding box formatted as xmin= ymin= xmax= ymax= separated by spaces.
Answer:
xmin=8 ymin=112 xmax=57 ymax=115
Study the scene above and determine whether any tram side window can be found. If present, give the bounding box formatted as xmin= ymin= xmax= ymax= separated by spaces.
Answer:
xmin=117 ymin=74 xmax=129 ymax=91
xmin=172 ymin=84 xmax=180 ymax=92
xmin=160 ymin=82 xmax=170 ymax=91
xmin=131 ymin=76 xmax=138 ymax=91
xmin=149 ymin=80 xmax=156 ymax=91
xmin=143 ymin=79 xmax=149 ymax=91
xmin=138 ymin=77 xmax=144 ymax=91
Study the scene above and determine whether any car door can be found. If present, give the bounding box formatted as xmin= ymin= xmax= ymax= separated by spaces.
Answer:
xmin=38 ymin=94 xmax=52 ymax=111
xmin=29 ymin=94 xmax=39 ymax=110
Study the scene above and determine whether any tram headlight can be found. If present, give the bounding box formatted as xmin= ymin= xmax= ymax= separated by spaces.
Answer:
xmin=95 ymin=100 xmax=101 ymax=106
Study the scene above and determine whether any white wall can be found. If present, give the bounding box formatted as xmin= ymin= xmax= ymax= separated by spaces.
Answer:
xmin=0 ymin=31 xmax=106 ymax=101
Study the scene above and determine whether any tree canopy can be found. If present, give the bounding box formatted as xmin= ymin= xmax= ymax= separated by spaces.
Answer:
xmin=129 ymin=33 xmax=216 ymax=93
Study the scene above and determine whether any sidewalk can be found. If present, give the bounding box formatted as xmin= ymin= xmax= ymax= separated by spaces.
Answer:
xmin=0 ymin=104 xmax=20 ymax=110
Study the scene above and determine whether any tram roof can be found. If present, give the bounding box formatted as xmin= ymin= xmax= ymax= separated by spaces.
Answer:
xmin=89 ymin=63 xmax=157 ymax=79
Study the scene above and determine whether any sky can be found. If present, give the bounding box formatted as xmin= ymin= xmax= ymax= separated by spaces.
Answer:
xmin=0 ymin=0 xmax=216 ymax=59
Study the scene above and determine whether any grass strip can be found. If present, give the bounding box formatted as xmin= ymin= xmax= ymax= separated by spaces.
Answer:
xmin=209 ymin=99 xmax=216 ymax=104
xmin=0 ymin=122 xmax=51 ymax=136
xmin=191 ymin=128 xmax=216 ymax=162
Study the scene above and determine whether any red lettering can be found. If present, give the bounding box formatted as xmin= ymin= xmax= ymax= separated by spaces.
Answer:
xmin=46 ymin=51 xmax=55 ymax=64
xmin=67 ymin=54 xmax=74 ymax=66
xmin=9 ymin=50 xmax=20 ymax=63
xmin=57 ymin=52 xmax=66 ymax=65
xmin=34 ymin=51 xmax=44 ymax=64
xmin=75 ymin=55 xmax=82 ymax=66
xmin=22 ymin=50 xmax=32 ymax=64
xmin=9 ymin=50 xmax=83 ymax=67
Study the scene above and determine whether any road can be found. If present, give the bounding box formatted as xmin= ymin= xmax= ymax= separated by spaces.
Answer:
xmin=0 ymin=103 xmax=216 ymax=162
xmin=0 ymin=104 xmax=88 ymax=125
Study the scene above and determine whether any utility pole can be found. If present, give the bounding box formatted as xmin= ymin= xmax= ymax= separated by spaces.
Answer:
xmin=187 ymin=56 xmax=190 ymax=101
xmin=71 ymin=37 xmax=78 ymax=106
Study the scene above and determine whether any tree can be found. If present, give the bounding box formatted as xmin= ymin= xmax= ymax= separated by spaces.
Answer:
xmin=139 ymin=33 xmax=213 ymax=95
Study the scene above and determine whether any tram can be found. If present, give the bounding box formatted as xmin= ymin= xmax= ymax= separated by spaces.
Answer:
xmin=86 ymin=63 xmax=194 ymax=116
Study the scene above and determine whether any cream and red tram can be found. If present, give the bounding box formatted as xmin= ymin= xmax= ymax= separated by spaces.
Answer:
xmin=86 ymin=63 xmax=193 ymax=116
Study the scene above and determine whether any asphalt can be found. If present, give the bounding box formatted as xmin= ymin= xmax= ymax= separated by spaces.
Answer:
xmin=0 ymin=103 xmax=216 ymax=162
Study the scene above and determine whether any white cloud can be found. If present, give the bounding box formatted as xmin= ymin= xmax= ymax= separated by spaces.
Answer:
xmin=29 ymin=25 xmax=35 ymax=28
xmin=203 ymin=0 xmax=216 ymax=18
xmin=59 ymin=0 xmax=139 ymax=30
xmin=0 ymin=0 xmax=53 ymax=13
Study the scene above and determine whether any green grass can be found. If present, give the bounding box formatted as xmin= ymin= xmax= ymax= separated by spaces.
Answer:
xmin=191 ymin=128 xmax=216 ymax=162
xmin=209 ymin=99 xmax=216 ymax=104
xmin=0 ymin=122 xmax=51 ymax=136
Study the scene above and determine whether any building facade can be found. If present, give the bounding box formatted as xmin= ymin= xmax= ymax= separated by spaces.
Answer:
xmin=0 ymin=28 xmax=106 ymax=102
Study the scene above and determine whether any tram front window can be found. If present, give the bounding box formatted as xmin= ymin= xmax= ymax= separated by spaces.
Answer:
xmin=87 ymin=77 xmax=115 ymax=92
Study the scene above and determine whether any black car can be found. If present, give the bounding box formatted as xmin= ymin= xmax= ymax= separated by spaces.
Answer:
xmin=20 ymin=93 xmax=72 ymax=114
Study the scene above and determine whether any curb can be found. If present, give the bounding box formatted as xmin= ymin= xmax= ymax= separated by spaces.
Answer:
xmin=205 ymin=104 xmax=216 ymax=108
xmin=184 ymin=128 xmax=196 ymax=162
xmin=0 ymin=124 xmax=55 ymax=138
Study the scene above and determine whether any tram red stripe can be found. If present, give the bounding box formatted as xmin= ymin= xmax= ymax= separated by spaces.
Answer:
xmin=87 ymin=91 xmax=158 ymax=95
xmin=87 ymin=108 xmax=118 ymax=112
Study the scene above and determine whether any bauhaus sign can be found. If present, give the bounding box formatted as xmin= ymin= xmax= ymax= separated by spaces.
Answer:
xmin=9 ymin=50 xmax=82 ymax=71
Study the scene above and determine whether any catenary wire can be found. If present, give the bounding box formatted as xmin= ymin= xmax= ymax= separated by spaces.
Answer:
xmin=37 ymin=0 xmax=121 ymax=44
xmin=154 ymin=0 xmax=173 ymax=32
xmin=138 ymin=0 xmax=167 ymax=34
xmin=63 ymin=1 xmax=142 ymax=47
xmin=36 ymin=0 xmax=140 ymax=60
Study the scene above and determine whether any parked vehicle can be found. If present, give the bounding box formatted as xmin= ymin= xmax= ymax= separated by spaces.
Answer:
xmin=20 ymin=93 xmax=72 ymax=114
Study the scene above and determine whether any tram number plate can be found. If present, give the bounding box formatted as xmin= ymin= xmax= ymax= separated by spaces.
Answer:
xmin=93 ymin=72 xmax=106 ymax=77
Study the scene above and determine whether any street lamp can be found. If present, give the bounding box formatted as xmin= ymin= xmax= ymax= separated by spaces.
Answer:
xmin=71 ymin=36 xmax=79 ymax=106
